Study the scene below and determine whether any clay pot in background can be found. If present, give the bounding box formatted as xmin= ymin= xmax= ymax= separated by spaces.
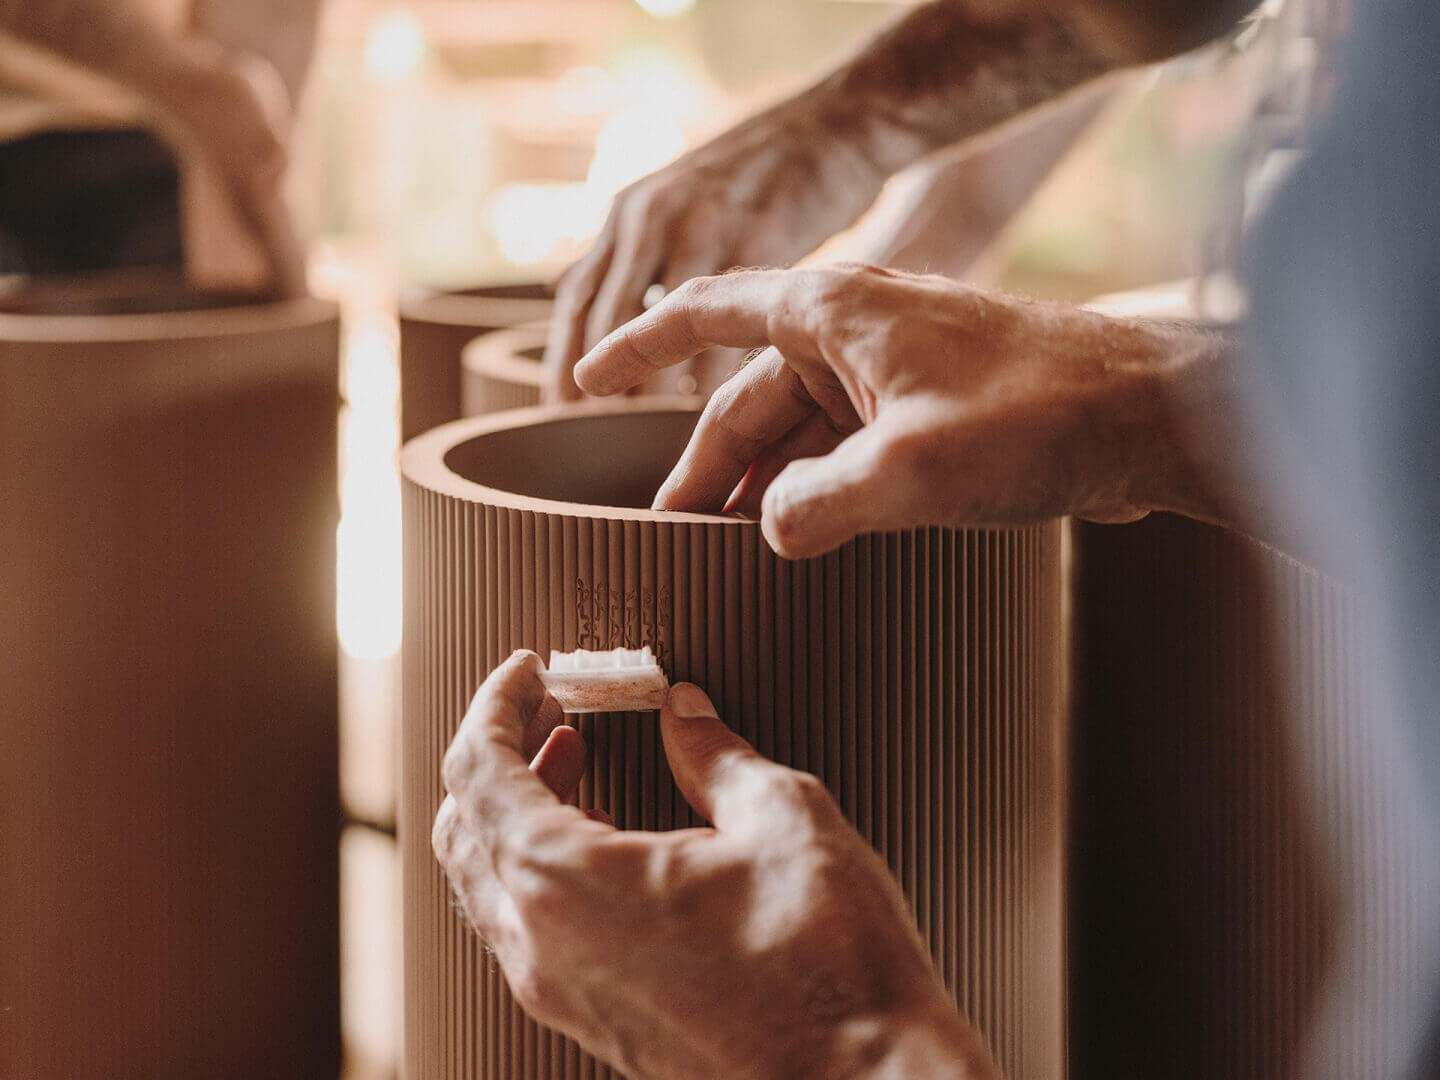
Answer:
xmin=0 ymin=272 xmax=341 ymax=1080
xmin=398 ymin=283 xmax=552 ymax=441
xmin=459 ymin=320 xmax=745 ymax=422
xmin=461 ymin=320 xmax=548 ymax=416
xmin=1068 ymin=283 xmax=1421 ymax=1079
xmin=401 ymin=402 xmax=1066 ymax=1080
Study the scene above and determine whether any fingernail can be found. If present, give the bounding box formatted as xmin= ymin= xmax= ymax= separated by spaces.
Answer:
xmin=667 ymin=683 xmax=718 ymax=721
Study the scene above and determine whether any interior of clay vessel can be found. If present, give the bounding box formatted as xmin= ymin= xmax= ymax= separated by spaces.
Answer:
xmin=444 ymin=409 xmax=700 ymax=508
xmin=0 ymin=276 xmax=262 ymax=317
xmin=452 ymin=283 xmax=552 ymax=302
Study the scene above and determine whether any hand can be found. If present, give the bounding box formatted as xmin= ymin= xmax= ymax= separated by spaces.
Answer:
xmin=544 ymin=95 xmax=887 ymax=400
xmin=434 ymin=651 xmax=1000 ymax=1080
xmin=574 ymin=264 xmax=1205 ymax=558
xmin=164 ymin=44 xmax=306 ymax=296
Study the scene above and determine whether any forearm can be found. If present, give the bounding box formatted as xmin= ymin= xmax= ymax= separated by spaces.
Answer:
xmin=1123 ymin=324 xmax=1284 ymax=545
xmin=866 ymin=76 xmax=1117 ymax=276
xmin=0 ymin=0 xmax=217 ymax=107
xmin=192 ymin=0 xmax=323 ymax=100
xmin=794 ymin=2 xmax=1116 ymax=180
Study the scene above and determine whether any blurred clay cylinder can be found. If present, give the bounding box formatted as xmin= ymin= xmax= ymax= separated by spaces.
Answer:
xmin=401 ymin=402 xmax=1066 ymax=1080
xmin=461 ymin=321 xmax=548 ymax=416
xmin=1068 ymin=283 xmax=1421 ymax=1079
xmin=399 ymin=283 xmax=552 ymax=440
xmin=0 ymin=271 xmax=341 ymax=1079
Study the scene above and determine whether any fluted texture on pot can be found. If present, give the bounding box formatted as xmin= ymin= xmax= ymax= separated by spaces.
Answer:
xmin=1070 ymin=515 xmax=1426 ymax=1080
xmin=0 ymin=276 xmax=341 ymax=1080
xmin=401 ymin=404 xmax=1066 ymax=1080
xmin=400 ymin=284 xmax=552 ymax=440
xmin=461 ymin=322 xmax=547 ymax=417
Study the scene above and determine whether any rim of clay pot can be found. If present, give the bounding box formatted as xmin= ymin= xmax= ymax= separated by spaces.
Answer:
xmin=461 ymin=321 xmax=547 ymax=386
xmin=0 ymin=270 xmax=336 ymax=343
xmin=402 ymin=399 xmax=744 ymax=525
xmin=399 ymin=282 xmax=553 ymax=328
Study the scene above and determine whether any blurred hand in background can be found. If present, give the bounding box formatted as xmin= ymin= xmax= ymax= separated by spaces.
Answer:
xmin=0 ymin=0 xmax=321 ymax=294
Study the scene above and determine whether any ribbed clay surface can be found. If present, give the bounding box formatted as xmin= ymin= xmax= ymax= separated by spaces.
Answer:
xmin=461 ymin=322 xmax=547 ymax=417
xmin=0 ymin=272 xmax=341 ymax=1079
xmin=1070 ymin=515 xmax=1426 ymax=1080
xmin=401 ymin=404 xmax=1066 ymax=1080
xmin=399 ymin=284 xmax=551 ymax=440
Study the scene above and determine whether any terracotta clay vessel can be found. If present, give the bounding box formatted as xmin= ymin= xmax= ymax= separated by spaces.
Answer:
xmin=399 ymin=283 xmax=553 ymax=440
xmin=401 ymin=402 xmax=1066 ymax=1080
xmin=1068 ymin=284 xmax=1422 ymax=1079
xmin=461 ymin=320 xmax=548 ymax=416
xmin=0 ymin=271 xmax=341 ymax=1080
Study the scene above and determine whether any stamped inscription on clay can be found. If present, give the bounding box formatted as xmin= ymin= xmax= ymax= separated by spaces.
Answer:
xmin=575 ymin=579 xmax=672 ymax=669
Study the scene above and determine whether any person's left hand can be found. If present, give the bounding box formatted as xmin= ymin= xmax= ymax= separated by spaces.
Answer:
xmin=434 ymin=650 xmax=1000 ymax=1080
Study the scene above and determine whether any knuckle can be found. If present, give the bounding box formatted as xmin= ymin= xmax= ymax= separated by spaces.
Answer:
xmin=763 ymin=481 xmax=822 ymax=557
xmin=509 ymin=866 xmax=570 ymax=926
xmin=769 ymin=769 xmax=836 ymax=827
xmin=431 ymin=800 xmax=460 ymax=860
xmin=806 ymin=267 xmax=849 ymax=308
xmin=503 ymin=959 xmax=549 ymax=1019
xmin=441 ymin=740 xmax=474 ymax=794
xmin=789 ymin=770 xmax=834 ymax=812
xmin=670 ymin=275 xmax=712 ymax=310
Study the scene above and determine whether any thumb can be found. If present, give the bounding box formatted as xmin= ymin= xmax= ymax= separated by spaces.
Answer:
xmin=760 ymin=420 xmax=915 ymax=559
xmin=661 ymin=683 xmax=783 ymax=832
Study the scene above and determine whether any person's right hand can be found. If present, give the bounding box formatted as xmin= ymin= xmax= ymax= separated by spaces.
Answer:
xmin=545 ymin=94 xmax=889 ymax=399
xmin=574 ymin=264 xmax=1221 ymax=558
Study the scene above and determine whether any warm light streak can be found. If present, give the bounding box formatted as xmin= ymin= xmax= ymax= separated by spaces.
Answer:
xmin=634 ymin=0 xmax=696 ymax=17
xmin=555 ymin=65 xmax=617 ymax=116
xmin=365 ymin=9 xmax=427 ymax=82
xmin=488 ymin=182 xmax=589 ymax=266
xmin=585 ymin=106 xmax=686 ymax=196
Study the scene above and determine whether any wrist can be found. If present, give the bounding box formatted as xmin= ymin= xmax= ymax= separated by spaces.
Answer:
xmin=1119 ymin=325 xmax=1244 ymax=526
xmin=788 ymin=76 xmax=902 ymax=183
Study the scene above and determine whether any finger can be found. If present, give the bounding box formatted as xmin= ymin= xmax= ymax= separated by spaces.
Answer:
xmin=531 ymin=725 xmax=588 ymax=804
xmin=583 ymin=199 xmax=670 ymax=353
xmin=652 ymin=348 xmax=816 ymax=513
xmin=521 ymin=693 xmax=566 ymax=762
xmin=655 ymin=227 xmax=733 ymax=397
xmin=442 ymin=651 xmax=586 ymax=858
xmin=432 ymin=795 xmax=517 ymax=947
xmin=544 ymin=241 xmax=614 ymax=402
xmin=723 ymin=409 xmax=847 ymax=519
xmin=574 ymin=269 xmax=797 ymax=396
xmin=760 ymin=414 xmax=923 ymax=559
xmin=661 ymin=683 xmax=795 ymax=833
xmin=658 ymin=206 xmax=723 ymax=294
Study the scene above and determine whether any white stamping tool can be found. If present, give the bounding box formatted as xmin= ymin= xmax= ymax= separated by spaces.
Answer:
xmin=542 ymin=646 xmax=670 ymax=713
